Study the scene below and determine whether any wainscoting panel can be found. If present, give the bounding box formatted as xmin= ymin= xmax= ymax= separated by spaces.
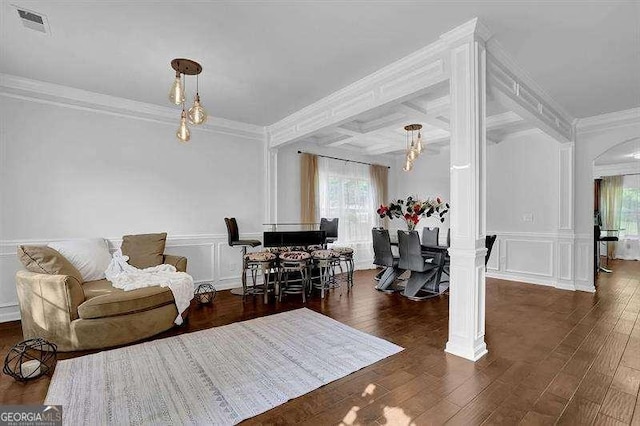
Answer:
xmin=486 ymin=232 xmax=586 ymax=291
xmin=504 ymin=239 xmax=554 ymax=277
xmin=0 ymin=234 xmax=376 ymax=323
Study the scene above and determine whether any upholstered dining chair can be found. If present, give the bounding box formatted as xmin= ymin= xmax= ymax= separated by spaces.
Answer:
xmin=421 ymin=227 xmax=440 ymax=246
xmin=372 ymin=228 xmax=402 ymax=293
xmin=397 ymin=230 xmax=445 ymax=301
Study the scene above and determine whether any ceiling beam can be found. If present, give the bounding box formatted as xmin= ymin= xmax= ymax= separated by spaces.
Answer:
xmin=396 ymin=101 xmax=450 ymax=131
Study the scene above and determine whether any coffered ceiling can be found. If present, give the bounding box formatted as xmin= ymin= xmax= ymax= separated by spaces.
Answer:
xmin=1 ymin=1 xmax=638 ymax=125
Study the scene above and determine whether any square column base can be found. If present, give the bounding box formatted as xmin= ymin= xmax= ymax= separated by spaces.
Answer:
xmin=445 ymin=338 xmax=488 ymax=362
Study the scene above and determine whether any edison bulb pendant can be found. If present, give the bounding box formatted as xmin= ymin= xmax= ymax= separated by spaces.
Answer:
xmin=188 ymin=94 xmax=208 ymax=125
xmin=169 ymin=72 xmax=184 ymax=105
xmin=416 ymin=131 xmax=423 ymax=154
xmin=403 ymin=155 xmax=413 ymax=171
xmin=176 ymin=111 xmax=190 ymax=143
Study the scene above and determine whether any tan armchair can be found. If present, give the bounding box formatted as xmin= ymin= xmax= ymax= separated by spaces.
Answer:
xmin=16 ymin=254 xmax=188 ymax=352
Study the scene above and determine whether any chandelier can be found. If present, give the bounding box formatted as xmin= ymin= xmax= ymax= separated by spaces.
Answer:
xmin=168 ymin=58 xmax=208 ymax=143
xmin=402 ymin=124 xmax=424 ymax=171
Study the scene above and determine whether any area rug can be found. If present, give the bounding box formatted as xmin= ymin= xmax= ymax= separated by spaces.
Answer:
xmin=45 ymin=308 xmax=403 ymax=425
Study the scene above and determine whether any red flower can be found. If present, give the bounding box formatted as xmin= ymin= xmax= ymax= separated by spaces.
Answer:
xmin=436 ymin=197 xmax=442 ymax=204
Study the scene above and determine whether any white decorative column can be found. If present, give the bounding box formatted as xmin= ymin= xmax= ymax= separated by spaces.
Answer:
xmin=263 ymin=140 xmax=278 ymax=224
xmin=443 ymin=21 xmax=490 ymax=361
xmin=557 ymin=143 xmax=580 ymax=290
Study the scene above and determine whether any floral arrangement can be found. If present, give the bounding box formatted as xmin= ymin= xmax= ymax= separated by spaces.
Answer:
xmin=377 ymin=196 xmax=450 ymax=231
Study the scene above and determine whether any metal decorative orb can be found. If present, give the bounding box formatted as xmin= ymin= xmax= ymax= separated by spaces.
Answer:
xmin=195 ymin=283 xmax=216 ymax=305
xmin=3 ymin=338 xmax=57 ymax=382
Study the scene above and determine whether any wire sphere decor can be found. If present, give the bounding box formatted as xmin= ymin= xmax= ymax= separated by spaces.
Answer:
xmin=3 ymin=338 xmax=57 ymax=382
xmin=195 ymin=283 xmax=216 ymax=305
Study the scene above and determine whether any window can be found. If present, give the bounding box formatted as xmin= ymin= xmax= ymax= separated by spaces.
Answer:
xmin=620 ymin=174 xmax=640 ymax=238
xmin=317 ymin=158 xmax=377 ymax=246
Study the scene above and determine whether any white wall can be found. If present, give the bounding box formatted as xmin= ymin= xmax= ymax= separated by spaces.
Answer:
xmin=484 ymin=130 xmax=572 ymax=288
xmin=392 ymin=148 xmax=451 ymax=245
xmin=487 ymin=131 xmax=560 ymax=233
xmin=574 ymin=121 xmax=640 ymax=289
xmin=0 ymin=96 xmax=265 ymax=321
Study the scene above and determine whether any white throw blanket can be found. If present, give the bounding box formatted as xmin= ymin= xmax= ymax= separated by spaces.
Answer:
xmin=105 ymin=250 xmax=194 ymax=325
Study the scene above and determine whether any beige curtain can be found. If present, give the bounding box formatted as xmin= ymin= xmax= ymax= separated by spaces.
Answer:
xmin=300 ymin=153 xmax=318 ymax=223
xmin=370 ymin=164 xmax=389 ymax=228
xmin=601 ymin=175 xmax=624 ymax=258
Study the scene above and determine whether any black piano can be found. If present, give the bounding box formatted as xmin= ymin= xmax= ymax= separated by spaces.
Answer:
xmin=263 ymin=230 xmax=326 ymax=247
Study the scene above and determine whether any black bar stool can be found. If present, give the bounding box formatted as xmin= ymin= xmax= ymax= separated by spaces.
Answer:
xmin=224 ymin=218 xmax=261 ymax=294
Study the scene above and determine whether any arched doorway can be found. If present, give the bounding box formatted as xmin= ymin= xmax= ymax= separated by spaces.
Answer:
xmin=592 ymin=137 xmax=640 ymax=282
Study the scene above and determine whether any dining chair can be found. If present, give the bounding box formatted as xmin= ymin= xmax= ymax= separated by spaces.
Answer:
xmin=397 ymin=230 xmax=445 ymax=300
xmin=421 ymin=227 xmax=440 ymax=246
xmin=372 ymin=228 xmax=402 ymax=293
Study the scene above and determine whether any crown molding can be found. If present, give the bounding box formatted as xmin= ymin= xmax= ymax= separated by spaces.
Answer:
xmin=0 ymin=73 xmax=266 ymax=141
xmin=439 ymin=17 xmax=493 ymax=45
xmin=486 ymin=39 xmax=574 ymax=126
xmin=575 ymin=107 xmax=640 ymax=134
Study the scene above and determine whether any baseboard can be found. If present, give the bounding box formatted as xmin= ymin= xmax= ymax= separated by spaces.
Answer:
xmin=486 ymin=271 xmax=557 ymax=288
xmin=0 ymin=305 xmax=20 ymax=323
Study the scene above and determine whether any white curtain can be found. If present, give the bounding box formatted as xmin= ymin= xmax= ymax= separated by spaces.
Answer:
xmin=317 ymin=158 xmax=377 ymax=263
xmin=601 ymin=175 xmax=624 ymax=258
xmin=615 ymin=174 xmax=640 ymax=260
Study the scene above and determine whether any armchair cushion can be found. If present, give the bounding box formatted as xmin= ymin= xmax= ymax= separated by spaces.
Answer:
xmin=163 ymin=254 xmax=187 ymax=272
xmin=79 ymin=279 xmax=174 ymax=319
xmin=18 ymin=245 xmax=83 ymax=286
xmin=121 ymin=233 xmax=167 ymax=269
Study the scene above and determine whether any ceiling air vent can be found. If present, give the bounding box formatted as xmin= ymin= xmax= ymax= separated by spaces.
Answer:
xmin=13 ymin=6 xmax=50 ymax=34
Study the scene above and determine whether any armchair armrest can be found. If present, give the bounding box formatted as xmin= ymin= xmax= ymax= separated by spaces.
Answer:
xmin=163 ymin=254 xmax=187 ymax=272
xmin=16 ymin=270 xmax=85 ymax=345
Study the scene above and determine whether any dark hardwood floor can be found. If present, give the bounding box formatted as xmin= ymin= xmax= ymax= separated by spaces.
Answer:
xmin=1 ymin=260 xmax=639 ymax=425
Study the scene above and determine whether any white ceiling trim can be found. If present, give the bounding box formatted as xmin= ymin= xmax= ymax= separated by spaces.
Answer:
xmin=575 ymin=107 xmax=640 ymax=134
xmin=267 ymin=17 xmax=577 ymax=149
xmin=265 ymin=16 xmax=468 ymax=148
xmin=0 ymin=73 xmax=265 ymax=141
xmin=486 ymin=41 xmax=574 ymax=143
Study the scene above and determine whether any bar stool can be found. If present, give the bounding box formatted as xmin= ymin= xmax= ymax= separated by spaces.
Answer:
xmin=224 ymin=218 xmax=261 ymax=295
xmin=311 ymin=249 xmax=341 ymax=298
xmin=331 ymin=246 xmax=354 ymax=293
xmin=306 ymin=244 xmax=323 ymax=252
xmin=278 ymin=251 xmax=311 ymax=302
xmin=243 ymin=251 xmax=276 ymax=304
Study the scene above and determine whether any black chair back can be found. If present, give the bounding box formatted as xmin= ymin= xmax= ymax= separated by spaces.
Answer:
xmin=320 ymin=218 xmax=339 ymax=239
xmin=485 ymin=235 xmax=497 ymax=266
xmin=224 ymin=218 xmax=239 ymax=246
xmin=398 ymin=230 xmax=430 ymax=272
xmin=422 ymin=227 xmax=440 ymax=246
xmin=372 ymin=228 xmax=394 ymax=267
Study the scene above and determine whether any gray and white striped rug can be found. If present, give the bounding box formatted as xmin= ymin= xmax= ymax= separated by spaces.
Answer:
xmin=45 ymin=308 xmax=403 ymax=425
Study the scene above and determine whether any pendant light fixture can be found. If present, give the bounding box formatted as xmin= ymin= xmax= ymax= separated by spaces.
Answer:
xmin=403 ymin=124 xmax=423 ymax=172
xmin=168 ymin=58 xmax=208 ymax=142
